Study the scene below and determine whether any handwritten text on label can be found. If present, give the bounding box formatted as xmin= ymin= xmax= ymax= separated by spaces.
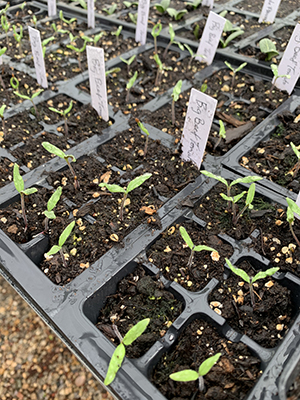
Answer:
xmin=259 ymin=0 xmax=281 ymax=24
xmin=135 ymin=0 xmax=150 ymax=45
xmin=48 ymin=0 xmax=56 ymax=17
xmin=28 ymin=27 xmax=48 ymax=88
xmin=88 ymin=0 xmax=95 ymax=28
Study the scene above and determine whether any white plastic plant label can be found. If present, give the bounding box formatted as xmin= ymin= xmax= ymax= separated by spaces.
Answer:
xmin=195 ymin=11 xmax=226 ymax=65
xmin=28 ymin=27 xmax=48 ymax=89
xmin=295 ymin=191 xmax=300 ymax=220
xmin=273 ymin=23 xmax=300 ymax=95
xmin=48 ymin=0 xmax=56 ymax=17
xmin=87 ymin=0 xmax=95 ymax=29
xmin=181 ymin=88 xmax=217 ymax=169
xmin=258 ymin=0 xmax=281 ymax=23
xmin=135 ymin=0 xmax=150 ymax=45
xmin=0 ymin=56 xmax=2 ymax=65
xmin=86 ymin=46 xmax=109 ymax=121
xmin=202 ymin=0 xmax=214 ymax=8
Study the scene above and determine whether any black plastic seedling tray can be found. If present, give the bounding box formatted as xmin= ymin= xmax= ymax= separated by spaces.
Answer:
xmin=1 ymin=1 xmax=300 ymax=399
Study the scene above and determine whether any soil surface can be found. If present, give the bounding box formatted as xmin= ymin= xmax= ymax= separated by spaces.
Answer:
xmin=152 ymin=319 xmax=262 ymax=400
xmin=235 ymin=0 xmax=298 ymax=18
xmin=96 ymin=265 xmax=183 ymax=358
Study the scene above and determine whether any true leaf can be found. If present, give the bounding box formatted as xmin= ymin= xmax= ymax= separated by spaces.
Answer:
xmin=126 ymin=173 xmax=152 ymax=193
xmin=104 ymin=343 xmax=126 ymax=385
xmin=123 ymin=318 xmax=150 ymax=345
xmin=199 ymin=353 xmax=221 ymax=376
xmin=58 ymin=220 xmax=75 ymax=247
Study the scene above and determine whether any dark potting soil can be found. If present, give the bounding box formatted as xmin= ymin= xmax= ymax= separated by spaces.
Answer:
xmin=235 ymin=0 xmax=298 ymax=19
xmin=96 ymin=265 xmax=183 ymax=358
xmin=209 ymin=259 xmax=293 ymax=348
xmin=152 ymin=319 xmax=262 ymax=400
xmin=194 ymin=182 xmax=300 ymax=278
xmin=240 ymin=107 xmax=300 ymax=193
xmin=0 ymin=157 xmax=15 ymax=189
xmin=146 ymin=220 xmax=233 ymax=292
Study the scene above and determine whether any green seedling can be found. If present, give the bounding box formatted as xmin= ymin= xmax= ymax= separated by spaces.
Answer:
xmin=105 ymin=318 xmax=150 ymax=385
xmin=43 ymin=186 xmax=62 ymax=232
xmin=13 ymin=25 xmax=23 ymax=57
xmin=51 ymin=22 xmax=68 ymax=36
xmin=193 ymin=23 xmax=201 ymax=40
xmin=45 ymin=220 xmax=75 ymax=268
xmin=119 ymin=55 xmax=136 ymax=75
xmin=123 ymin=1 xmax=138 ymax=7
xmin=105 ymin=67 xmax=121 ymax=76
xmin=153 ymin=53 xmax=172 ymax=86
xmin=48 ymin=100 xmax=73 ymax=136
xmin=0 ymin=104 xmax=6 ymax=137
xmin=162 ymin=23 xmax=175 ymax=59
xmin=42 ymin=36 xmax=55 ymax=57
xmin=59 ymin=10 xmax=76 ymax=26
xmin=13 ymin=163 xmax=37 ymax=232
xmin=31 ymin=15 xmax=37 ymax=28
xmin=0 ymin=3 xmax=10 ymax=17
xmin=224 ymin=61 xmax=247 ymax=90
xmin=126 ymin=70 xmax=138 ymax=103
xmin=70 ymin=0 xmax=87 ymax=9
xmin=103 ymin=4 xmax=117 ymax=14
xmin=221 ymin=183 xmax=257 ymax=225
xmin=166 ymin=8 xmax=187 ymax=20
xmin=135 ymin=118 xmax=149 ymax=157
xmin=226 ymin=258 xmax=279 ymax=307
xmin=99 ymin=172 xmax=152 ymax=221
xmin=200 ymin=83 xmax=207 ymax=93
xmin=0 ymin=47 xmax=7 ymax=89
xmin=286 ymin=198 xmax=300 ymax=248
xmin=179 ymin=226 xmax=218 ymax=269
xmin=1 ymin=15 xmax=10 ymax=46
xmin=213 ymin=120 xmax=226 ymax=151
xmin=151 ymin=22 xmax=162 ymax=54
xmin=19 ymin=2 xmax=26 ymax=11
xmin=289 ymin=142 xmax=300 ymax=177
xmin=42 ymin=142 xmax=79 ymax=190
xmin=82 ymin=31 xmax=106 ymax=47
xmin=171 ymin=79 xmax=182 ymax=126
xmin=259 ymin=38 xmax=279 ymax=61
xmin=200 ymin=170 xmax=263 ymax=212
xmin=112 ymin=25 xmax=122 ymax=47
xmin=128 ymin=12 xmax=137 ymax=24
xmin=219 ymin=15 xmax=244 ymax=48
xmin=14 ymin=89 xmax=43 ymax=118
xmin=10 ymin=75 xmax=19 ymax=92
xmin=154 ymin=0 xmax=170 ymax=14
xmin=186 ymin=0 xmax=202 ymax=9
xmin=170 ymin=353 xmax=221 ymax=392
xmin=270 ymin=64 xmax=290 ymax=98
xmin=183 ymin=44 xmax=205 ymax=70
xmin=67 ymin=38 xmax=89 ymax=71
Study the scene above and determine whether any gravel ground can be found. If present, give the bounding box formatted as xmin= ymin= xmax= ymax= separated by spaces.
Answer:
xmin=0 ymin=276 xmax=115 ymax=400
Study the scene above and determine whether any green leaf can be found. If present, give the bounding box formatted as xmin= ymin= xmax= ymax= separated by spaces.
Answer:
xmin=31 ymin=89 xmax=43 ymax=99
xmin=64 ymin=100 xmax=73 ymax=116
xmin=245 ymin=183 xmax=255 ymax=206
xmin=220 ymin=193 xmax=233 ymax=202
xmin=106 ymin=67 xmax=121 ymax=76
xmin=179 ymin=226 xmax=194 ymax=250
xmin=103 ymin=3 xmax=117 ymax=14
xmin=170 ymin=370 xmax=199 ymax=382
xmin=49 ymin=106 xmax=62 ymax=115
xmin=10 ymin=76 xmax=19 ymax=90
xmin=46 ymin=245 xmax=61 ymax=256
xmin=200 ymin=171 xmax=228 ymax=187
xmin=13 ymin=163 xmax=24 ymax=193
xmin=290 ymin=142 xmax=300 ymax=160
xmin=219 ymin=120 xmax=226 ymax=139
xmin=47 ymin=186 xmax=62 ymax=212
xmin=0 ymin=104 xmax=6 ymax=116
xmin=252 ymin=267 xmax=280 ymax=284
xmin=271 ymin=64 xmax=278 ymax=78
xmin=224 ymin=61 xmax=234 ymax=72
xmin=58 ymin=220 xmax=75 ymax=247
xmin=14 ymin=91 xmax=30 ymax=101
xmin=126 ymin=173 xmax=152 ymax=194
xmin=172 ymin=80 xmax=182 ymax=102
xmin=200 ymin=83 xmax=207 ymax=93
xmin=219 ymin=10 xmax=227 ymax=18
xmin=128 ymin=12 xmax=137 ymax=24
xmin=168 ymin=23 xmax=175 ymax=42
xmin=136 ymin=118 xmax=149 ymax=136
xmin=112 ymin=25 xmax=122 ymax=37
xmin=167 ymin=8 xmax=187 ymax=20
xmin=126 ymin=70 xmax=138 ymax=89
xmin=152 ymin=22 xmax=162 ymax=38
xmin=23 ymin=187 xmax=38 ymax=196
xmin=155 ymin=0 xmax=170 ymax=13
xmin=44 ymin=210 xmax=56 ymax=220
xmin=230 ymin=176 xmax=262 ymax=187
xmin=123 ymin=318 xmax=150 ymax=345
xmin=199 ymin=353 xmax=221 ymax=376
xmin=225 ymin=258 xmax=250 ymax=284
xmin=153 ymin=53 xmax=162 ymax=69
xmin=232 ymin=191 xmax=246 ymax=204
xmin=193 ymin=245 xmax=217 ymax=253
xmin=42 ymin=36 xmax=55 ymax=47
xmin=235 ymin=62 xmax=247 ymax=73
xmin=223 ymin=29 xmax=244 ymax=47
xmin=99 ymin=183 xmax=126 ymax=193
xmin=259 ymin=38 xmax=279 ymax=61
xmin=286 ymin=205 xmax=294 ymax=224
xmin=104 ymin=343 xmax=126 ymax=386
xmin=184 ymin=44 xmax=194 ymax=57
xmin=0 ymin=47 xmax=7 ymax=56
xmin=286 ymin=197 xmax=300 ymax=219
xmin=42 ymin=142 xmax=66 ymax=159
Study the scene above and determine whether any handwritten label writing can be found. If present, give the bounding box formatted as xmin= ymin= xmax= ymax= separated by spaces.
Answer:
xmin=135 ymin=0 xmax=150 ymax=45
xmin=87 ymin=0 xmax=95 ymax=29
xmin=195 ymin=11 xmax=226 ymax=65
xmin=202 ymin=0 xmax=214 ymax=8
xmin=48 ymin=0 xmax=56 ymax=17
xmin=274 ymin=23 xmax=300 ymax=95
xmin=87 ymin=46 xmax=109 ymax=121
xmin=28 ymin=27 xmax=48 ymax=89
xmin=258 ymin=0 xmax=281 ymax=23
xmin=181 ymin=88 xmax=217 ymax=169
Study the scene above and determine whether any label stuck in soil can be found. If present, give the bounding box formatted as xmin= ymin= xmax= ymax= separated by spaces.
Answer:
xmin=274 ymin=23 xmax=300 ymax=94
xmin=28 ymin=27 xmax=48 ymax=89
xmin=258 ymin=0 xmax=281 ymax=23
xmin=87 ymin=0 xmax=95 ymax=29
xmin=135 ymin=0 xmax=150 ymax=45
xmin=181 ymin=88 xmax=217 ymax=168
xmin=48 ymin=0 xmax=56 ymax=17
xmin=86 ymin=46 xmax=109 ymax=121
xmin=202 ymin=0 xmax=214 ymax=8
xmin=195 ymin=11 xmax=226 ymax=65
